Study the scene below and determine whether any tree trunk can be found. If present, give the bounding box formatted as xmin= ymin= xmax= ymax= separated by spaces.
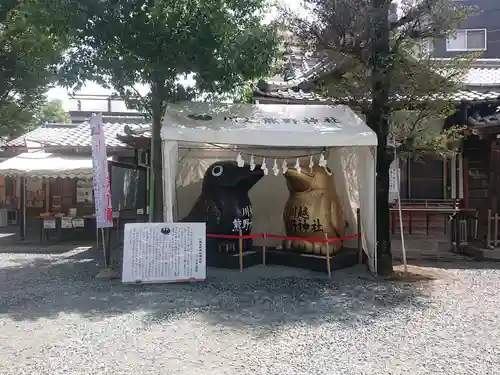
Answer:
xmin=372 ymin=116 xmax=394 ymax=276
xmin=151 ymin=112 xmax=163 ymax=222
xmin=149 ymin=83 xmax=164 ymax=222
xmin=370 ymin=0 xmax=393 ymax=276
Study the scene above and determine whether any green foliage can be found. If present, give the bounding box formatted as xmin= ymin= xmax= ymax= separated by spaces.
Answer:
xmin=0 ymin=0 xmax=71 ymax=138
xmin=57 ymin=0 xmax=280 ymax=221
xmin=281 ymin=0 xmax=476 ymax=154
xmin=232 ymin=82 xmax=257 ymax=104
xmin=0 ymin=102 xmax=38 ymax=139
xmin=391 ymin=110 xmax=466 ymax=157
xmin=58 ymin=0 xmax=280 ymax=118
xmin=34 ymin=99 xmax=70 ymax=125
xmin=0 ymin=99 xmax=71 ymax=140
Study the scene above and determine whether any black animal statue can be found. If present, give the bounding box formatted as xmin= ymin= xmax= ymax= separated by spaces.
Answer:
xmin=181 ymin=161 xmax=264 ymax=265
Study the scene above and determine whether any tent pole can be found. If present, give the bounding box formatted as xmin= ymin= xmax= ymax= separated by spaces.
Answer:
xmin=101 ymin=228 xmax=109 ymax=268
xmin=19 ymin=176 xmax=27 ymax=240
xmin=44 ymin=177 xmax=49 ymax=211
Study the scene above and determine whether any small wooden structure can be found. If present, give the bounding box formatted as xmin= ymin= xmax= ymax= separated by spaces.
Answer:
xmin=458 ymin=96 xmax=500 ymax=246
xmin=0 ymin=120 xmax=149 ymax=240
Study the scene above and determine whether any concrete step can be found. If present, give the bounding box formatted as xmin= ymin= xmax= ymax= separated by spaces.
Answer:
xmin=461 ymin=245 xmax=500 ymax=261
xmin=390 ymin=234 xmax=466 ymax=262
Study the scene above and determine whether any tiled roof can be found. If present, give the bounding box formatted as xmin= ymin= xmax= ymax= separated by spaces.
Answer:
xmin=279 ymin=55 xmax=323 ymax=82
xmin=118 ymin=124 xmax=151 ymax=143
xmin=261 ymin=58 xmax=336 ymax=90
xmin=122 ymin=124 xmax=152 ymax=138
xmin=431 ymin=58 xmax=500 ymax=87
xmin=448 ymin=90 xmax=500 ymax=102
xmin=7 ymin=122 xmax=149 ymax=149
xmin=6 ymin=124 xmax=78 ymax=147
xmin=68 ymin=111 xmax=147 ymax=125
xmin=254 ymin=86 xmax=500 ymax=105
xmin=254 ymin=87 xmax=327 ymax=102
xmin=115 ymin=124 xmax=152 ymax=148
xmin=462 ymin=67 xmax=500 ymax=87
xmin=42 ymin=122 xmax=128 ymax=148
xmin=258 ymin=56 xmax=500 ymax=104
xmin=102 ymin=115 xmax=147 ymax=124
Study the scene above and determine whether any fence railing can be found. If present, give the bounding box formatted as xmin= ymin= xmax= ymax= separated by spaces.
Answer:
xmin=389 ymin=199 xmax=464 ymax=236
xmin=485 ymin=209 xmax=500 ymax=248
xmin=390 ymin=199 xmax=479 ymax=251
xmin=449 ymin=209 xmax=478 ymax=248
xmin=396 ymin=199 xmax=457 ymax=208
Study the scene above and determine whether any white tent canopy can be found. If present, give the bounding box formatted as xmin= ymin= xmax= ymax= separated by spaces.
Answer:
xmin=161 ymin=103 xmax=378 ymax=273
xmin=162 ymin=102 xmax=376 ymax=147
xmin=0 ymin=152 xmax=108 ymax=179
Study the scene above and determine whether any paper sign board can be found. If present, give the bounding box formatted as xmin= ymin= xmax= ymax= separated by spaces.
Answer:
xmin=61 ymin=217 xmax=72 ymax=228
xmin=43 ymin=219 xmax=56 ymax=229
xmin=122 ymin=222 xmax=206 ymax=284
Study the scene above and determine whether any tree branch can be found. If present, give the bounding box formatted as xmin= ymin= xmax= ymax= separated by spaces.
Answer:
xmin=389 ymin=0 xmax=435 ymax=31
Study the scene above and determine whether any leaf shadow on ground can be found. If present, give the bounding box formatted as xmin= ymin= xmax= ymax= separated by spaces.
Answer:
xmin=0 ymin=246 xmax=436 ymax=332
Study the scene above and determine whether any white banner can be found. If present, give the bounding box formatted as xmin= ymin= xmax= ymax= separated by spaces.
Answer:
xmin=90 ymin=113 xmax=113 ymax=228
xmin=389 ymin=159 xmax=400 ymax=193
xmin=121 ymin=222 xmax=206 ymax=284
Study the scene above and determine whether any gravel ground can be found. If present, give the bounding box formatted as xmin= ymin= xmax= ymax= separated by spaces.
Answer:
xmin=0 ymin=245 xmax=500 ymax=375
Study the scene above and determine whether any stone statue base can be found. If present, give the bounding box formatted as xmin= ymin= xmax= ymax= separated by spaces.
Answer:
xmin=266 ymin=246 xmax=361 ymax=273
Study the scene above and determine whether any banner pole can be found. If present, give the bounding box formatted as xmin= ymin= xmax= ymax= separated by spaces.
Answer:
xmin=96 ymin=226 xmax=99 ymax=253
xmin=394 ymin=145 xmax=408 ymax=275
xmin=90 ymin=112 xmax=118 ymax=280
xmin=101 ymin=228 xmax=108 ymax=268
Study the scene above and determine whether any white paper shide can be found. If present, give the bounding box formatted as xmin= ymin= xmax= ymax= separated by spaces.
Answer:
xmin=121 ymin=222 xmax=206 ymax=284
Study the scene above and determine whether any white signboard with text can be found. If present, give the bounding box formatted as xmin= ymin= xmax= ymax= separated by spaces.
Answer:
xmin=389 ymin=159 xmax=400 ymax=193
xmin=122 ymin=222 xmax=206 ymax=284
xmin=90 ymin=113 xmax=113 ymax=228
xmin=388 ymin=159 xmax=400 ymax=203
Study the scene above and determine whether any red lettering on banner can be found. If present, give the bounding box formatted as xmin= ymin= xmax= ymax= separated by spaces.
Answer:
xmin=105 ymin=208 xmax=113 ymax=222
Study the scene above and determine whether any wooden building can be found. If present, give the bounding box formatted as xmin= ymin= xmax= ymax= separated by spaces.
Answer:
xmin=459 ymin=102 xmax=500 ymax=246
xmin=0 ymin=120 xmax=149 ymax=236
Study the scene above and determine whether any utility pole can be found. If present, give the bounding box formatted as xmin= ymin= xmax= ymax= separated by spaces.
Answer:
xmin=369 ymin=0 xmax=393 ymax=276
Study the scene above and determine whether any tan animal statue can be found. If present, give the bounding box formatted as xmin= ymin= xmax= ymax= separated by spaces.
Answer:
xmin=282 ymin=164 xmax=345 ymax=255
